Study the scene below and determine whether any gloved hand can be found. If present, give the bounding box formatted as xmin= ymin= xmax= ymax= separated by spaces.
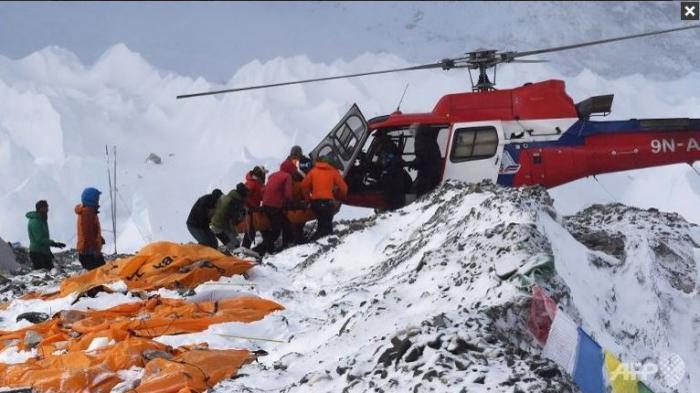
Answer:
xmin=51 ymin=241 xmax=66 ymax=249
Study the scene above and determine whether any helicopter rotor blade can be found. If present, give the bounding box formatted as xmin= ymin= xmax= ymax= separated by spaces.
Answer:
xmin=508 ymin=25 xmax=700 ymax=61
xmin=176 ymin=61 xmax=448 ymax=99
xmin=509 ymin=59 xmax=549 ymax=63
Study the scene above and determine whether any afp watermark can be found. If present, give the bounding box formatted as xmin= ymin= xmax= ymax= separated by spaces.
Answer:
xmin=609 ymin=352 xmax=686 ymax=388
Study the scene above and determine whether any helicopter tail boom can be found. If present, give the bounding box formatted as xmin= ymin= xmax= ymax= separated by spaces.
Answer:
xmin=500 ymin=120 xmax=700 ymax=188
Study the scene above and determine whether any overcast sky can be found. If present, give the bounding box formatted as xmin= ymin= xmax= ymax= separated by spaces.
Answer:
xmin=0 ymin=1 xmax=695 ymax=82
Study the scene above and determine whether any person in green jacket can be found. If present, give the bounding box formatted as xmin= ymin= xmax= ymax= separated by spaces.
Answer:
xmin=26 ymin=200 xmax=66 ymax=270
xmin=209 ymin=183 xmax=248 ymax=250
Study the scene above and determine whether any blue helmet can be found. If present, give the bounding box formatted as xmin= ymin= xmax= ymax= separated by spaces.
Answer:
xmin=81 ymin=187 xmax=101 ymax=208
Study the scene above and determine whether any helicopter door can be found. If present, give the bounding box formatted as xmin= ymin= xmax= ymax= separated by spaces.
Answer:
xmin=310 ymin=104 xmax=369 ymax=177
xmin=443 ymin=122 xmax=504 ymax=183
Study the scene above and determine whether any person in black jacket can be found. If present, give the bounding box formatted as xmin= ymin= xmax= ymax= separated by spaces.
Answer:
xmin=408 ymin=124 xmax=442 ymax=197
xmin=375 ymin=134 xmax=410 ymax=210
xmin=186 ymin=189 xmax=223 ymax=248
xmin=381 ymin=152 xmax=411 ymax=210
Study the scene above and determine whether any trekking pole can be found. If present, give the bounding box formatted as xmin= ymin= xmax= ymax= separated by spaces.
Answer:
xmin=113 ymin=145 xmax=118 ymax=254
xmin=105 ymin=145 xmax=116 ymax=253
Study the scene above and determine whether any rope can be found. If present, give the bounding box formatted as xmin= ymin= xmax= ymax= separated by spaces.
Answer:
xmin=688 ymin=162 xmax=700 ymax=178
xmin=592 ymin=175 xmax=618 ymax=202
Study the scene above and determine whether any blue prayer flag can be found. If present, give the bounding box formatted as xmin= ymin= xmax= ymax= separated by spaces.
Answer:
xmin=573 ymin=327 xmax=606 ymax=393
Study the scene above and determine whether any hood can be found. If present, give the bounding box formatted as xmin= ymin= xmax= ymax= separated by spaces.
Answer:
xmin=26 ymin=211 xmax=45 ymax=220
xmin=280 ymin=159 xmax=297 ymax=175
xmin=81 ymin=187 xmax=101 ymax=208
xmin=246 ymin=171 xmax=262 ymax=183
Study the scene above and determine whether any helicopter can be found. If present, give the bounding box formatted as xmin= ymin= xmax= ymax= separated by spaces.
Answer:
xmin=178 ymin=25 xmax=700 ymax=215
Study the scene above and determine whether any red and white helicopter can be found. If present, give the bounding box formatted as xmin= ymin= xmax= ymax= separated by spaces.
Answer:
xmin=179 ymin=26 xmax=700 ymax=210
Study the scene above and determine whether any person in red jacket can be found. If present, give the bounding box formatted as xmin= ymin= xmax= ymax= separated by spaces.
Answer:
xmin=256 ymin=160 xmax=296 ymax=255
xmin=301 ymin=155 xmax=348 ymax=240
xmin=242 ymin=166 xmax=267 ymax=249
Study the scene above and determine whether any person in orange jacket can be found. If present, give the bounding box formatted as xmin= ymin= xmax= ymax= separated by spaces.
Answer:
xmin=301 ymin=154 xmax=348 ymax=240
xmin=75 ymin=187 xmax=106 ymax=270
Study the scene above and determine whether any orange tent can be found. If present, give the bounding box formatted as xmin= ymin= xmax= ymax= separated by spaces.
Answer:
xmin=0 ymin=295 xmax=283 ymax=353
xmin=0 ymin=295 xmax=283 ymax=392
xmin=16 ymin=242 xmax=258 ymax=300
xmin=0 ymin=337 xmax=253 ymax=393
xmin=0 ymin=242 xmax=283 ymax=392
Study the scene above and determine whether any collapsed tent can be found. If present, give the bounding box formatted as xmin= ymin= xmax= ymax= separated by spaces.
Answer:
xmin=0 ymin=295 xmax=283 ymax=392
xmin=0 ymin=242 xmax=284 ymax=392
xmin=21 ymin=241 xmax=256 ymax=300
xmin=0 ymin=295 xmax=283 ymax=352
xmin=0 ymin=337 xmax=253 ymax=393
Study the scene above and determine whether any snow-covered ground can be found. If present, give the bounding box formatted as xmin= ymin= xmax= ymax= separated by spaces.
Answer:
xmin=1 ymin=44 xmax=700 ymax=252
xmin=3 ymin=181 xmax=697 ymax=392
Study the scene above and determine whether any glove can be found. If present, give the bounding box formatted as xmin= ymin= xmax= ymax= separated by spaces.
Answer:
xmin=51 ymin=241 xmax=66 ymax=249
xmin=101 ymin=236 xmax=106 ymax=245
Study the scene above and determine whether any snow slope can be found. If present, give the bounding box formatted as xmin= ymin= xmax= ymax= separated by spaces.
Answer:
xmin=214 ymin=182 xmax=700 ymax=392
xmin=2 ymin=181 xmax=699 ymax=392
xmin=1 ymin=45 xmax=700 ymax=252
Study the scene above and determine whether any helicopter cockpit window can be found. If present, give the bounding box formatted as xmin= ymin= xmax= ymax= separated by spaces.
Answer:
xmin=333 ymin=115 xmax=364 ymax=160
xmin=365 ymin=126 xmax=449 ymax=164
xmin=451 ymin=126 xmax=499 ymax=162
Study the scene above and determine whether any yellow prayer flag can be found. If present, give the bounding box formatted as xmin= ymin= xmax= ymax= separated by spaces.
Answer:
xmin=604 ymin=350 xmax=639 ymax=393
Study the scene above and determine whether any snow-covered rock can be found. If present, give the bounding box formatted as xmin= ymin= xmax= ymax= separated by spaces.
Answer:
xmin=0 ymin=237 xmax=20 ymax=274
xmin=186 ymin=181 xmax=696 ymax=392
